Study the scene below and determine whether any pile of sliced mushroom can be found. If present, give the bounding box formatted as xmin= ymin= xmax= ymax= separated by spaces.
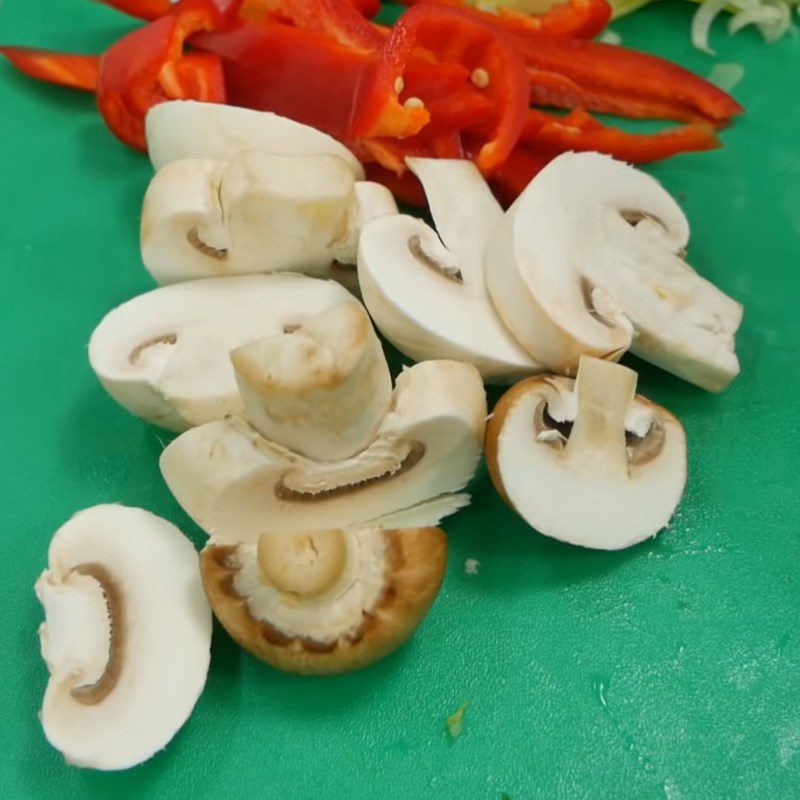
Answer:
xmin=36 ymin=102 xmax=742 ymax=769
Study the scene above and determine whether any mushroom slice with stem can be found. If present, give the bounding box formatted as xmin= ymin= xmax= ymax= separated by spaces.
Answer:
xmin=146 ymin=100 xmax=364 ymax=177
xmin=160 ymin=359 xmax=487 ymax=542
xmin=357 ymin=158 xmax=541 ymax=383
xmin=200 ymin=526 xmax=446 ymax=675
xmin=486 ymin=152 xmax=743 ymax=392
xmin=141 ymin=152 xmax=397 ymax=286
xmin=231 ymin=300 xmax=393 ymax=462
xmin=485 ymin=356 xmax=687 ymax=550
xmin=36 ymin=504 xmax=211 ymax=770
xmin=89 ymin=274 xmax=352 ymax=431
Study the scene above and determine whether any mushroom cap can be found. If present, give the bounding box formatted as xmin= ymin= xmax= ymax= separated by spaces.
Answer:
xmin=486 ymin=152 xmax=742 ymax=391
xmin=485 ymin=357 xmax=687 ymax=550
xmin=146 ymin=100 xmax=363 ymax=178
xmin=36 ymin=504 xmax=211 ymax=770
xmin=231 ymin=299 xmax=393 ymax=462
xmin=200 ymin=527 xmax=446 ymax=675
xmin=141 ymin=153 xmax=396 ymax=286
xmin=88 ymin=274 xmax=351 ymax=431
xmin=357 ymin=158 xmax=540 ymax=383
xmin=160 ymin=359 xmax=487 ymax=542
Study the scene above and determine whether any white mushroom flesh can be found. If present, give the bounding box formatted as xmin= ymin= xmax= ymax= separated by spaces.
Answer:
xmin=231 ymin=300 xmax=393 ymax=462
xmin=141 ymin=152 xmax=397 ymax=286
xmin=88 ymin=274 xmax=352 ymax=430
xmin=357 ymin=158 xmax=541 ymax=383
xmin=146 ymin=100 xmax=364 ymax=177
xmin=36 ymin=504 xmax=211 ymax=770
xmin=489 ymin=357 xmax=687 ymax=550
xmin=231 ymin=529 xmax=388 ymax=644
xmin=160 ymin=360 xmax=487 ymax=542
xmin=486 ymin=152 xmax=743 ymax=391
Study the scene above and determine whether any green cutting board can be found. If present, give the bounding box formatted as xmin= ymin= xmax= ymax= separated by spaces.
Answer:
xmin=1 ymin=1 xmax=798 ymax=797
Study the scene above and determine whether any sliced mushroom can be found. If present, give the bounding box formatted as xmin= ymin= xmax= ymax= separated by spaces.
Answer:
xmin=357 ymin=157 xmax=541 ymax=383
xmin=146 ymin=100 xmax=363 ymax=177
xmin=160 ymin=359 xmax=486 ymax=542
xmin=485 ymin=356 xmax=687 ymax=550
xmin=141 ymin=152 xmax=397 ymax=286
xmin=89 ymin=274 xmax=352 ymax=431
xmin=201 ymin=526 xmax=446 ymax=675
xmin=486 ymin=152 xmax=743 ymax=391
xmin=36 ymin=504 xmax=211 ymax=770
xmin=231 ymin=300 xmax=392 ymax=462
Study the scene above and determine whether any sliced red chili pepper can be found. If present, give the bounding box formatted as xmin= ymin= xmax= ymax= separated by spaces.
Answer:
xmin=402 ymin=0 xmax=611 ymax=39
xmin=352 ymin=4 xmax=528 ymax=173
xmin=0 ymin=47 xmax=100 ymax=92
xmin=195 ymin=19 xmax=369 ymax=140
xmin=494 ymin=0 xmax=611 ymax=39
xmin=489 ymin=146 xmax=551 ymax=207
xmin=93 ymin=0 xmax=174 ymax=20
xmin=522 ymin=108 xmax=721 ymax=162
xmin=97 ymin=0 xmax=241 ymax=150
xmin=194 ymin=16 xmax=469 ymax=142
xmin=527 ymin=68 xmax=711 ymax=124
xmin=518 ymin=33 xmax=743 ymax=125
xmin=270 ymin=0 xmax=386 ymax=50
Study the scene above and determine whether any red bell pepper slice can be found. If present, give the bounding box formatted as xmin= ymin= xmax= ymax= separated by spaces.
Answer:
xmin=263 ymin=0 xmax=386 ymax=49
xmin=97 ymin=0 xmax=241 ymax=150
xmin=195 ymin=20 xmax=370 ymax=141
xmin=194 ymin=17 xmax=469 ymax=143
xmin=518 ymin=33 xmax=743 ymax=125
xmin=402 ymin=0 xmax=611 ymax=39
xmin=92 ymin=0 xmax=174 ymax=20
xmin=522 ymin=108 xmax=720 ymax=162
xmin=352 ymin=4 xmax=528 ymax=173
xmin=0 ymin=47 xmax=100 ymax=92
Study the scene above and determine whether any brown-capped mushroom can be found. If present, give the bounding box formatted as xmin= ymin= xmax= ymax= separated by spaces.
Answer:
xmin=200 ymin=526 xmax=446 ymax=674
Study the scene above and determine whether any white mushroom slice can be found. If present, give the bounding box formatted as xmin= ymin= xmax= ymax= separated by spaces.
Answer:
xmin=485 ymin=357 xmax=687 ymax=550
xmin=89 ymin=274 xmax=351 ymax=431
xmin=357 ymin=158 xmax=541 ymax=384
xmin=200 ymin=526 xmax=446 ymax=675
xmin=486 ymin=152 xmax=743 ymax=392
xmin=231 ymin=300 xmax=392 ymax=462
xmin=146 ymin=100 xmax=363 ymax=177
xmin=36 ymin=504 xmax=211 ymax=770
xmin=141 ymin=152 xmax=397 ymax=286
xmin=160 ymin=360 xmax=486 ymax=542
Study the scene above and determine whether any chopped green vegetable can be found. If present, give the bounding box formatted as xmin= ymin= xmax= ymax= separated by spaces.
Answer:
xmin=500 ymin=794 xmax=514 ymax=800
xmin=445 ymin=703 xmax=468 ymax=738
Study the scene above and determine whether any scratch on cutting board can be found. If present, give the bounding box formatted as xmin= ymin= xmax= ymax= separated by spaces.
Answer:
xmin=592 ymin=675 xmax=660 ymax=781
xmin=778 ymin=726 xmax=800 ymax=767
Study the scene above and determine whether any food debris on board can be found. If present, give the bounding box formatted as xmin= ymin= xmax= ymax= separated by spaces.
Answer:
xmin=1 ymin=0 xmax=749 ymax=772
xmin=446 ymin=703 xmax=469 ymax=739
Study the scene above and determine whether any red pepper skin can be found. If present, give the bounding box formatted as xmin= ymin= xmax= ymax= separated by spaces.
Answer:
xmin=92 ymin=0 xmax=174 ymax=20
xmin=194 ymin=18 xmax=470 ymax=142
xmin=97 ymin=0 xmax=241 ymax=150
xmin=518 ymin=33 xmax=743 ymax=124
xmin=496 ymin=0 xmax=611 ymax=38
xmin=269 ymin=0 xmax=386 ymax=49
xmin=522 ymin=108 xmax=720 ymax=162
xmin=352 ymin=4 xmax=528 ymax=173
xmin=0 ymin=47 xmax=100 ymax=91
xmin=402 ymin=0 xmax=611 ymax=39
xmin=195 ymin=20 xmax=369 ymax=141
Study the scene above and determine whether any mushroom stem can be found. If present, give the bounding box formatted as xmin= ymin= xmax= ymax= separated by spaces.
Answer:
xmin=564 ymin=356 xmax=636 ymax=478
xmin=257 ymin=531 xmax=348 ymax=598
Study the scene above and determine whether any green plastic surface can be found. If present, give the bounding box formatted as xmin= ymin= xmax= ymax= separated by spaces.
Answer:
xmin=1 ymin=1 xmax=798 ymax=797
